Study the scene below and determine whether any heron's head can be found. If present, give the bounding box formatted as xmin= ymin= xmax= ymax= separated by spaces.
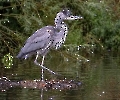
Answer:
xmin=60 ymin=8 xmax=83 ymax=20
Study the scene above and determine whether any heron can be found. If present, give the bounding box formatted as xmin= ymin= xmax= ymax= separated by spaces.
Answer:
xmin=17 ymin=8 xmax=82 ymax=80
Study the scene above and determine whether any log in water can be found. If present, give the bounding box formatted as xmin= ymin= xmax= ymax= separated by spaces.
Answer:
xmin=0 ymin=77 xmax=81 ymax=92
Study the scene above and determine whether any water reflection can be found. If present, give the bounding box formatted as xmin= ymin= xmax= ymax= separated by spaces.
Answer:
xmin=0 ymin=52 xmax=120 ymax=100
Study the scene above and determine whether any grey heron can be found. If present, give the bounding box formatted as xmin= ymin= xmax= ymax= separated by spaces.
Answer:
xmin=17 ymin=8 xmax=82 ymax=80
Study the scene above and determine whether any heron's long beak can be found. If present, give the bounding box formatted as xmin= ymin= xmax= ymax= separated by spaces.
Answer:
xmin=65 ymin=15 xmax=83 ymax=20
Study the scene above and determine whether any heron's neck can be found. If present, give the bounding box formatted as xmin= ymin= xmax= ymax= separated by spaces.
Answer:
xmin=54 ymin=15 xmax=68 ymax=33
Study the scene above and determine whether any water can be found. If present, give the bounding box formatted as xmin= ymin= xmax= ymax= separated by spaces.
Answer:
xmin=0 ymin=51 xmax=120 ymax=100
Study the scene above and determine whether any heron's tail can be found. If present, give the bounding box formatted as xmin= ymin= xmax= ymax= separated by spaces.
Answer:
xmin=16 ymin=51 xmax=25 ymax=59
xmin=17 ymin=51 xmax=31 ymax=59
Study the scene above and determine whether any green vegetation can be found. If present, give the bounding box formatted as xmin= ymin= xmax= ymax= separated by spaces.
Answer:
xmin=0 ymin=0 xmax=120 ymax=58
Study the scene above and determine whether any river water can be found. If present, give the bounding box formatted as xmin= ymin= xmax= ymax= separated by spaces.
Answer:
xmin=0 ymin=51 xmax=120 ymax=100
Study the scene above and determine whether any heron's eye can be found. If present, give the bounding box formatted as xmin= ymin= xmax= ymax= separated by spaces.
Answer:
xmin=47 ymin=30 xmax=51 ymax=32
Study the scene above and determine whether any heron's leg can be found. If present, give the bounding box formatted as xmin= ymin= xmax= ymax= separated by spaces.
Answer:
xmin=41 ymin=56 xmax=45 ymax=81
xmin=34 ymin=52 xmax=44 ymax=80
xmin=34 ymin=52 xmax=57 ymax=76
xmin=34 ymin=52 xmax=39 ymax=62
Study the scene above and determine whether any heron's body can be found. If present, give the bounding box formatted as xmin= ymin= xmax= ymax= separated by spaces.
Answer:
xmin=17 ymin=9 xmax=82 ymax=79
xmin=17 ymin=26 xmax=56 ymax=58
xmin=17 ymin=14 xmax=69 ymax=59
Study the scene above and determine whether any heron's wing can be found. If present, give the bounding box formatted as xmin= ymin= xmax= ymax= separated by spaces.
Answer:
xmin=26 ymin=26 xmax=55 ymax=43
xmin=17 ymin=26 xmax=55 ymax=58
